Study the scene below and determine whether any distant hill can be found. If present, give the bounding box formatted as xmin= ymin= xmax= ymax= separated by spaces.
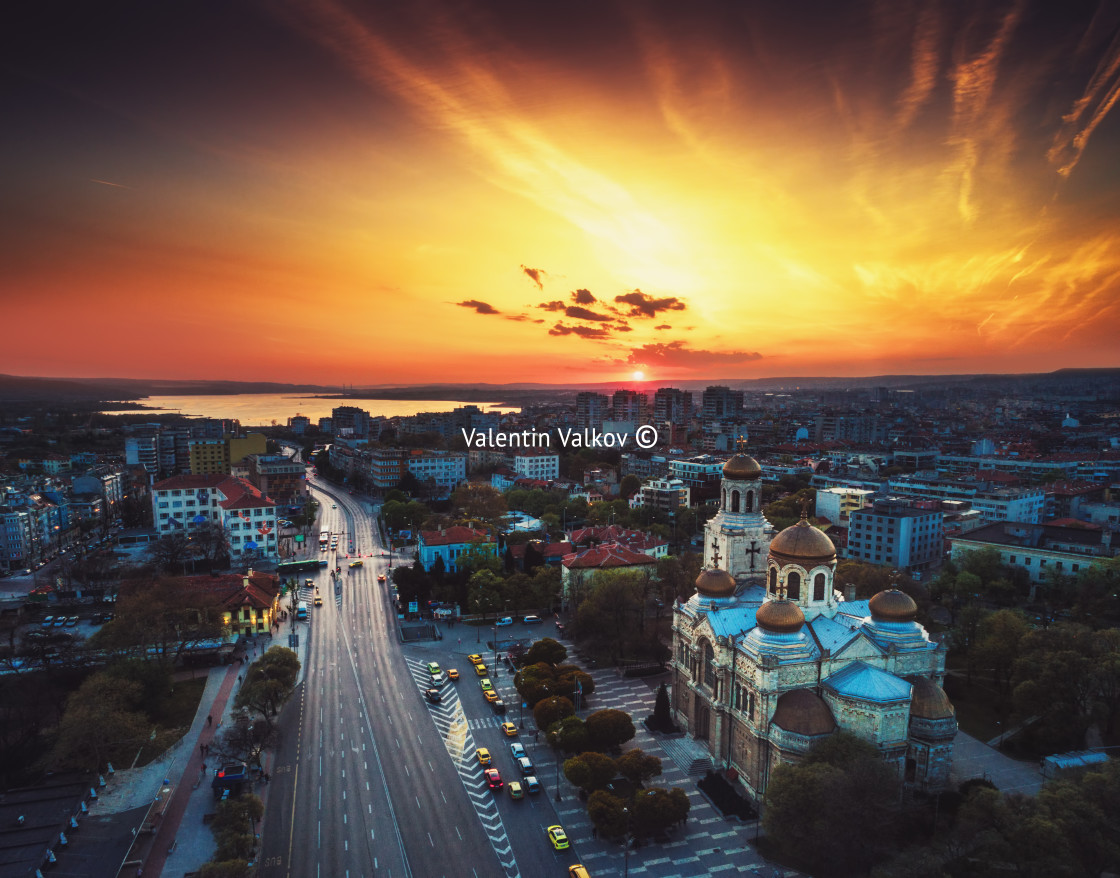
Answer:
xmin=1 ymin=368 xmax=1117 ymax=406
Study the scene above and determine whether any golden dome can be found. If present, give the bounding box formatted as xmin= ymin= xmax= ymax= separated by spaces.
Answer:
xmin=772 ymin=688 xmax=836 ymax=736
xmin=869 ymin=589 xmax=918 ymax=623
xmin=722 ymin=454 xmax=762 ymax=480
xmin=908 ymin=677 xmax=955 ymax=720
xmin=768 ymin=518 xmax=836 ymax=565
xmin=756 ymin=598 xmax=805 ymax=634
xmin=695 ymin=567 xmax=737 ymax=598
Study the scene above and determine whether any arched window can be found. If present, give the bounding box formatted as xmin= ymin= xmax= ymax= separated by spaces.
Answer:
xmin=814 ymin=572 xmax=826 ymax=601
xmin=746 ymin=490 xmax=754 ymax=512
xmin=722 ymin=489 xmax=727 ymax=509
xmin=787 ymin=571 xmax=801 ymax=600
xmin=703 ymin=641 xmax=716 ymax=690
xmin=769 ymin=567 xmax=777 ymax=595
xmin=731 ymin=490 xmax=740 ymax=513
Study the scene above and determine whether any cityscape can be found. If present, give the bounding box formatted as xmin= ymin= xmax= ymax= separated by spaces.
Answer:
xmin=3 ymin=2 xmax=1120 ymax=878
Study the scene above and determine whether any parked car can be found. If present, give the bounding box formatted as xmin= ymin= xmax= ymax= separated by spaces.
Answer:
xmin=65 ymin=616 xmax=79 ymax=627
xmin=495 ymin=616 xmax=513 ymax=627
xmin=523 ymin=615 xmax=542 ymax=624
xmin=42 ymin=616 xmax=54 ymax=626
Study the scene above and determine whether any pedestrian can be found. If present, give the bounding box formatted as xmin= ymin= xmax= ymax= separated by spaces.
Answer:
xmin=207 ymin=714 xmax=213 ymax=727
xmin=200 ymin=743 xmax=205 ymax=756
xmin=264 ymin=772 xmax=270 ymax=783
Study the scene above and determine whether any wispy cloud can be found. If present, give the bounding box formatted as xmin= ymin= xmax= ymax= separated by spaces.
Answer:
xmin=1048 ymin=24 xmax=1120 ymax=177
xmin=549 ymin=323 xmax=612 ymax=339
xmin=521 ymin=265 xmax=546 ymax=289
xmin=456 ymin=299 xmax=499 ymax=314
xmin=90 ymin=179 xmax=131 ymax=189
xmin=565 ymin=305 xmax=613 ymax=322
xmin=614 ymin=289 xmax=687 ymax=318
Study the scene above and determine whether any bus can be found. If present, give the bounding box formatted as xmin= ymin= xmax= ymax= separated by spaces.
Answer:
xmin=319 ymin=531 xmax=330 ymax=551
xmin=296 ymin=601 xmax=309 ymax=621
xmin=277 ymin=559 xmax=320 ymax=575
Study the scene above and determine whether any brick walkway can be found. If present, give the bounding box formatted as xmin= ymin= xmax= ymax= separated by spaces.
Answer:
xmin=143 ymin=661 xmax=240 ymax=876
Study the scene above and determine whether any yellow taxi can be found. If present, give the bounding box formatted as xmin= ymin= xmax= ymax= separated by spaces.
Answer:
xmin=476 ymin=748 xmax=491 ymax=765
xmin=501 ymin=722 xmax=517 ymax=737
xmin=447 ymin=669 xmax=460 ymax=681
xmin=474 ymin=662 xmax=488 ymax=676
xmin=467 ymin=654 xmax=482 ymax=664
xmin=349 ymin=560 xmax=363 ymax=568
xmin=378 ymin=573 xmax=386 ymax=582
xmin=484 ymin=690 xmax=499 ymax=704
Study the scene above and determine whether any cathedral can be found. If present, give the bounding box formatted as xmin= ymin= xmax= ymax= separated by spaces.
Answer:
xmin=670 ymin=453 xmax=956 ymax=799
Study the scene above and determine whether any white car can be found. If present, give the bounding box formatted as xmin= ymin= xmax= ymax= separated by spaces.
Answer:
xmin=495 ymin=617 xmax=513 ymax=627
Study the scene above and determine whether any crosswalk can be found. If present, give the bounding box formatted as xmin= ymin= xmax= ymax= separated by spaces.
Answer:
xmin=403 ymin=657 xmax=520 ymax=878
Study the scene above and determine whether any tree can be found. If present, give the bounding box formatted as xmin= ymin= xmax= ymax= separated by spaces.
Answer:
xmin=514 ymin=662 xmax=557 ymax=707
xmin=525 ymin=637 xmax=567 ymax=666
xmin=534 ymin=695 xmax=574 ymax=731
xmin=573 ymin=570 xmax=646 ymax=661
xmin=587 ymin=789 xmax=628 ymax=838
xmin=974 ymin=609 xmax=1030 ymax=701
xmin=650 ymin=681 xmax=675 ymax=732
xmin=148 ymin=531 xmax=192 ymax=573
xmin=468 ymin=569 xmax=503 ymax=619
xmin=586 ymin=708 xmax=635 ymax=752
xmin=563 ymin=750 xmax=618 ymax=792
xmin=235 ymin=647 xmax=301 ymax=737
xmin=51 ymin=673 xmax=149 ymax=771
xmin=546 ymin=715 xmax=589 ymax=753
xmin=656 ymin=553 xmax=703 ymax=604
xmin=619 ymin=474 xmax=642 ymax=500
xmin=451 ymin=483 xmax=508 ymax=528
xmin=764 ymin=733 xmax=901 ymax=876
xmin=93 ymin=577 xmax=229 ymax=672
xmin=631 ymin=787 xmax=684 ymax=838
xmin=191 ymin=521 xmax=231 ymax=572
xmin=615 ymin=747 xmax=662 ymax=787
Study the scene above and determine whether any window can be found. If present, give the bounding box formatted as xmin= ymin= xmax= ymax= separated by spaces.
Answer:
xmin=814 ymin=572 xmax=826 ymax=602
xmin=703 ymin=641 xmax=715 ymax=689
xmin=769 ymin=567 xmax=777 ymax=595
xmin=787 ymin=571 xmax=801 ymax=600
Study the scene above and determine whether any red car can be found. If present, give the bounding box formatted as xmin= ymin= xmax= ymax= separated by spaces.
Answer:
xmin=485 ymin=768 xmax=503 ymax=791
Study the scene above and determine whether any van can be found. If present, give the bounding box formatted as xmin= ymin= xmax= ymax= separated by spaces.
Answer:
xmin=296 ymin=601 xmax=308 ymax=620
xmin=517 ymin=756 xmax=534 ymax=776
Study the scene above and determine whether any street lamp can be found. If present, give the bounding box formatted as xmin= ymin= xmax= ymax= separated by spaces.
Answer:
xmin=623 ymin=807 xmax=631 ymax=878
xmin=492 ymin=626 xmax=499 ymax=680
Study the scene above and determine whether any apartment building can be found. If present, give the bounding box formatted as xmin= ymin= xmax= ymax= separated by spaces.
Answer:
xmin=847 ymin=498 xmax=943 ymax=572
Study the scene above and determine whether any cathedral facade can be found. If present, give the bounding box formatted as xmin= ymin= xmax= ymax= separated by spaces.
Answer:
xmin=670 ymin=454 xmax=956 ymax=800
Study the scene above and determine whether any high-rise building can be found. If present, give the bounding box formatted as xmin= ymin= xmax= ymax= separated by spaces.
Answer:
xmin=653 ymin=387 xmax=693 ymax=427
xmin=612 ymin=389 xmax=648 ymax=423
xmin=701 ymin=386 xmax=744 ymax=421
xmin=576 ymin=392 xmax=610 ymax=430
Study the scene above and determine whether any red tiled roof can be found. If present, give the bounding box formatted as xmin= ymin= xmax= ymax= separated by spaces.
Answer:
xmin=421 ymin=526 xmax=492 ymax=547
xmin=178 ymin=572 xmax=281 ymax=610
xmin=153 ymin=474 xmax=229 ymax=490
xmin=562 ymin=544 xmax=657 ymax=569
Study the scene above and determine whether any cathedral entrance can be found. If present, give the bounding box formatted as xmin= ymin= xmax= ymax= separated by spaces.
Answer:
xmin=695 ymin=701 xmax=710 ymax=741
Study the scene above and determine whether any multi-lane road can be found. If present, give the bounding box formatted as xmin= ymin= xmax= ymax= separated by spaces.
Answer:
xmin=258 ymin=482 xmax=581 ymax=878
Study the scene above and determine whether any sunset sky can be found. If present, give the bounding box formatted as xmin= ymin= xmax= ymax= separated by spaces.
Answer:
xmin=3 ymin=0 xmax=1119 ymax=385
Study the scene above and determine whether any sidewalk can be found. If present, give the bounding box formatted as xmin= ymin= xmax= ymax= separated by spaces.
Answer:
xmin=153 ymin=625 xmax=311 ymax=877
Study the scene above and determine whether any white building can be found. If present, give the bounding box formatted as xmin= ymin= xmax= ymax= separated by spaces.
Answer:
xmin=151 ymin=474 xmax=279 ymax=561
xmin=636 ymin=478 xmax=690 ymax=516
xmin=406 ymin=450 xmax=468 ymax=491
xmin=970 ymin=488 xmax=1045 ymax=524
xmin=669 ymin=455 xmax=727 ymax=488
xmin=815 ymin=486 xmax=874 ymax=525
xmin=509 ymin=451 xmax=559 ymax=481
